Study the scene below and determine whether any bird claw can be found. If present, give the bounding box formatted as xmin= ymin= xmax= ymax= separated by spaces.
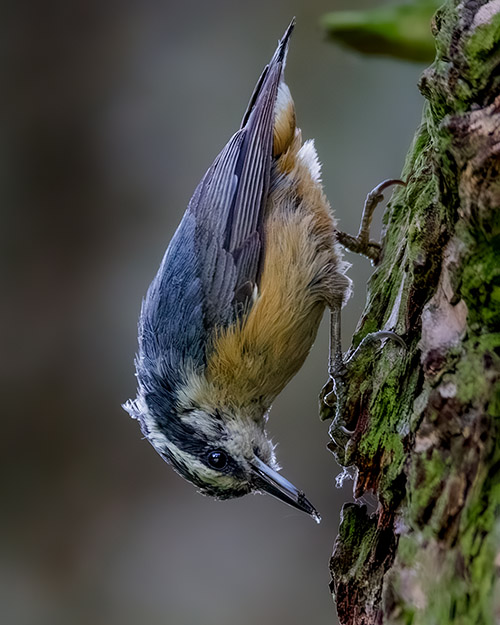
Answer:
xmin=345 ymin=330 xmax=406 ymax=366
xmin=336 ymin=178 xmax=406 ymax=265
xmin=322 ymin=329 xmax=406 ymax=434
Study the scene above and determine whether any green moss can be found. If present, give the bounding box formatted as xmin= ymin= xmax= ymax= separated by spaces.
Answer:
xmin=395 ymin=534 xmax=419 ymax=565
xmin=422 ymin=450 xmax=499 ymax=624
xmin=408 ymin=448 xmax=448 ymax=526
xmin=454 ymin=336 xmax=500 ymax=406
xmin=460 ymin=234 xmax=500 ymax=331
xmin=353 ymin=356 xmax=418 ymax=506
xmin=392 ymin=399 xmax=500 ymax=624
xmin=488 ymin=382 xmax=500 ymax=418
xmin=432 ymin=2 xmax=455 ymax=57
xmin=464 ymin=11 xmax=500 ymax=92
xmin=333 ymin=504 xmax=379 ymax=580
xmin=358 ymin=382 xmax=402 ymax=454
xmin=396 ymin=120 xmax=430 ymax=193
xmin=491 ymin=285 xmax=500 ymax=304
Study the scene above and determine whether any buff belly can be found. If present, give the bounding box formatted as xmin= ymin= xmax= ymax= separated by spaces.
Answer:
xmin=205 ymin=135 xmax=342 ymax=413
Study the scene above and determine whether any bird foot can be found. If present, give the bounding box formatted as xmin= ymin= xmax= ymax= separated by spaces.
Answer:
xmin=336 ymin=179 xmax=406 ymax=265
xmin=320 ymin=330 xmax=406 ymax=421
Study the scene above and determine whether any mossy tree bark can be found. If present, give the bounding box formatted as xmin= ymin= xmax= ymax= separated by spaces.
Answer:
xmin=322 ymin=2 xmax=500 ymax=623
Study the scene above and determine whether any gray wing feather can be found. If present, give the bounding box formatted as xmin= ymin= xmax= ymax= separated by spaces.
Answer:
xmin=137 ymin=21 xmax=294 ymax=386
xmin=188 ymin=57 xmax=285 ymax=328
xmin=137 ymin=211 xmax=205 ymax=393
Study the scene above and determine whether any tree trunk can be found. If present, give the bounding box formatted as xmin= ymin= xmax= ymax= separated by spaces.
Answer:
xmin=323 ymin=2 xmax=500 ymax=623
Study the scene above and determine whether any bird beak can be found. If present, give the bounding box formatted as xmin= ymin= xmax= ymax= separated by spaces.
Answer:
xmin=250 ymin=456 xmax=321 ymax=523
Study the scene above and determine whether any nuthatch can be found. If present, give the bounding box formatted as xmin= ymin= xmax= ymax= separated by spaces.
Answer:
xmin=124 ymin=20 xmax=401 ymax=522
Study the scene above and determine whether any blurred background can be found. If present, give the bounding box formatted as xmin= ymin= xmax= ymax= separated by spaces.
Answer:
xmin=1 ymin=1 xmax=427 ymax=624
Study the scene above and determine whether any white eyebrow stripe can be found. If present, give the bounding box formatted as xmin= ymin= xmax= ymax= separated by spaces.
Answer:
xmin=180 ymin=408 xmax=222 ymax=438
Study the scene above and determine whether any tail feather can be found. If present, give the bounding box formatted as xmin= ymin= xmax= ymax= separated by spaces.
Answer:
xmin=240 ymin=18 xmax=296 ymax=129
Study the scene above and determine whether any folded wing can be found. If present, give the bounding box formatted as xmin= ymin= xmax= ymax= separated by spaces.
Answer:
xmin=137 ymin=21 xmax=295 ymax=397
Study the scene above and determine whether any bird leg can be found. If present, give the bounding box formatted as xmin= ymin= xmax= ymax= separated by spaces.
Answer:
xmin=320 ymin=179 xmax=407 ymax=425
xmin=322 ymin=307 xmax=405 ymax=410
xmin=336 ymin=179 xmax=406 ymax=265
xmin=322 ymin=306 xmax=344 ymax=411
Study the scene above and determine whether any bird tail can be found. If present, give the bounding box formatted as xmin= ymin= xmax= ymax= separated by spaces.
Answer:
xmin=240 ymin=19 xmax=296 ymax=161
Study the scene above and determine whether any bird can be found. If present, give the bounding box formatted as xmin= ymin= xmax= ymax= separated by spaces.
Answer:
xmin=124 ymin=19 xmax=356 ymax=523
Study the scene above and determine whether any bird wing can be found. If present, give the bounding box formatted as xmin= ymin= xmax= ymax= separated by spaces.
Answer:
xmin=136 ymin=21 xmax=294 ymax=392
xmin=187 ymin=19 xmax=295 ymax=329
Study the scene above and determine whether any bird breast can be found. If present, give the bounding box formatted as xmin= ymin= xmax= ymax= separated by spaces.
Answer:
xmin=202 ymin=123 xmax=342 ymax=415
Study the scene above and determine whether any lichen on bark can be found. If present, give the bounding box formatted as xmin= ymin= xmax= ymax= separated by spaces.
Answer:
xmin=323 ymin=2 xmax=500 ymax=624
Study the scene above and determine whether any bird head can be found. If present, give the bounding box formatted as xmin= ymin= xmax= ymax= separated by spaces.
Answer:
xmin=124 ymin=393 xmax=320 ymax=522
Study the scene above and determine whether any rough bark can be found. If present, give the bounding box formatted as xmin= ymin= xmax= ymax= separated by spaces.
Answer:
xmin=321 ymin=2 xmax=500 ymax=624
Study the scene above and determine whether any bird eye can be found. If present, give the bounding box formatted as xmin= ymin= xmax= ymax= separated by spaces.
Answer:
xmin=207 ymin=450 xmax=228 ymax=470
